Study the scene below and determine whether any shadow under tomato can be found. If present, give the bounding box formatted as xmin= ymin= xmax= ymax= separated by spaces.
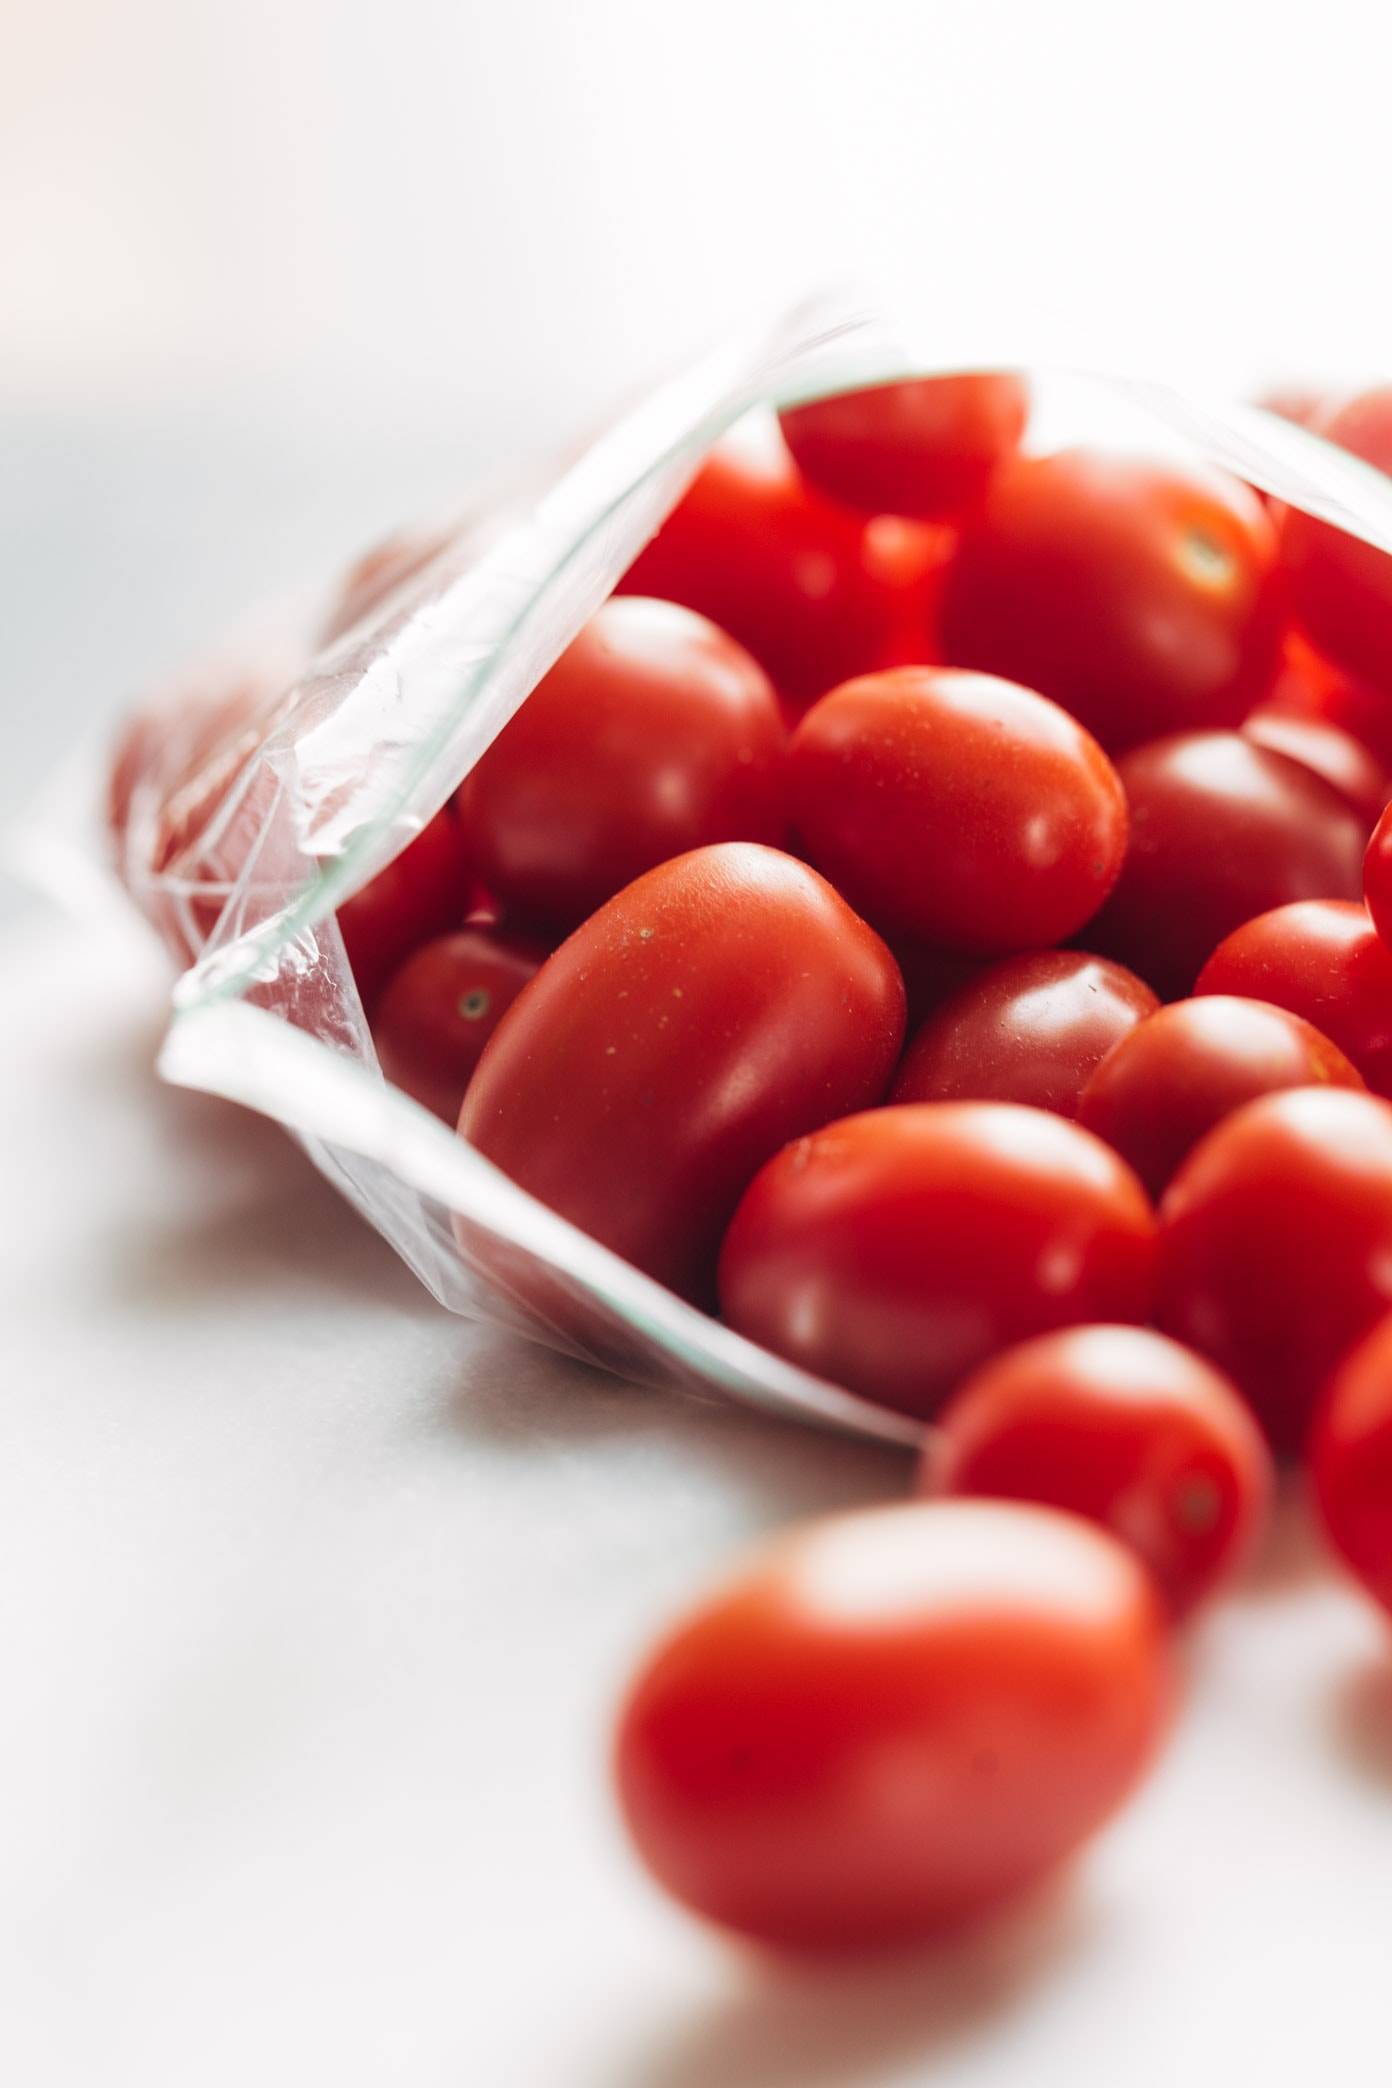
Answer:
xmin=1229 ymin=1478 xmax=1329 ymax=1603
xmin=1329 ymin=1655 xmax=1392 ymax=1789
xmin=626 ymin=1876 xmax=1098 ymax=2088
xmin=445 ymin=1321 xmax=914 ymax=1525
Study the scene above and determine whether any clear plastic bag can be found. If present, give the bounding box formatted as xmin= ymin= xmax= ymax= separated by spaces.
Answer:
xmin=53 ymin=296 xmax=1392 ymax=1445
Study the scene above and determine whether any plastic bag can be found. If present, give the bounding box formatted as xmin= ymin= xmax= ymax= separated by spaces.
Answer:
xmin=52 ymin=296 xmax=1392 ymax=1445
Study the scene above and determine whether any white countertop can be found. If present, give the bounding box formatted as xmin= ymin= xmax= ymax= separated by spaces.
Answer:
xmin=4 ymin=906 xmax=1392 ymax=2087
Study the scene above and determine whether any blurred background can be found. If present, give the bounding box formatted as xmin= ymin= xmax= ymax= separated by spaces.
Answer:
xmin=3 ymin=0 xmax=1384 ymax=862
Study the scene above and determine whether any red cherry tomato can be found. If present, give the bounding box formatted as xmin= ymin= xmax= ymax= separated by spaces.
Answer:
xmin=1263 ymin=630 xmax=1392 ymax=768
xmin=1364 ymin=796 xmax=1392 ymax=955
xmin=779 ymin=373 xmax=1030 ymax=521
xmin=718 ymin=1102 xmax=1155 ymax=1422
xmin=110 ymin=673 xmax=268 ymax=862
xmin=923 ymin=1326 xmax=1273 ymax=1618
xmin=614 ymin=1498 xmax=1174 ymax=1951
xmin=939 ymin=450 xmax=1281 ymax=752
xmin=1310 ymin=1315 xmax=1392 ymax=1618
xmin=892 ymin=950 xmax=1157 ymax=1118
xmin=147 ymin=717 xmax=272 ymax=961
xmin=789 ymin=668 xmax=1127 ymax=952
xmin=458 ymin=843 xmax=905 ymax=1305
xmin=321 ymin=524 xmax=452 ymax=645
xmin=1254 ymin=385 xmax=1335 ymax=432
xmin=454 ymin=598 xmax=787 ymax=929
xmin=1242 ymin=706 xmax=1390 ymax=824
xmin=335 ymin=805 xmax=477 ymax=1013
xmin=1078 ymin=994 xmax=1364 ymax=1198
xmin=1281 ymin=388 xmax=1392 ymax=686
xmin=118 ymin=665 xmax=293 ymax=962
xmin=372 ymin=926 xmax=547 ymax=1124
xmin=1194 ymin=900 xmax=1392 ymax=1099
xmin=617 ymin=414 xmax=943 ymax=711
xmin=1086 ymin=732 xmax=1366 ymax=999
xmin=1157 ymin=1087 xmax=1392 ymax=1453
xmin=108 ymin=709 xmax=157 ymax=853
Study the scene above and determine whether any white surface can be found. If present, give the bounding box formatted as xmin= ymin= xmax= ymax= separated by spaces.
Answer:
xmin=5 ymin=909 xmax=1392 ymax=2088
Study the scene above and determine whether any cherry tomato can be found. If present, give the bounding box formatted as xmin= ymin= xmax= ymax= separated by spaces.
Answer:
xmin=110 ymin=672 xmax=268 ymax=861
xmin=939 ymin=450 xmax=1281 ymax=752
xmin=1254 ymin=385 xmax=1334 ymax=432
xmin=1086 ymin=732 xmax=1366 ymax=999
xmin=1157 ymin=1087 xmax=1392 ymax=1453
xmin=617 ymin=414 xmax=943 ymax=711
xmin=117 ymin=663 xmax=295 ymax=962
xmin=1194 ymin=900 xmax=1392 ymax=1099
xmin=789 ymin=668 xmax=1127 ymax=952
xmin=923 ymin=1326 xmax=1273 ymax=1618
xmin=718 ymin=1102 xmax=1155 ymax=1422
xmin=892 ymin=950 xmax=1157 ymax=1118
xmin=335 ymin=805 xmax=477 ymax=1013
xmin=147 ymin=717 xmax=272 ymax=961
xmin=372 ymin=926 xmax=547 ymax=1124
xmin=1262 ymin=630 xmax=1392 ymax=767
xmin=1078 ymin=994 xmax=1363 ymax=1198
xmin=321 ymin=523 xmax=452 ymax=645
xmin=1242 ymin=706 xmax=1390 ymax=825
xmin=1364 ymin=796 xmax=1392 ymax=954
xmin=614 ymin=1498 xmax=1174 ymax=1950
xmin=779 ymin=373 xmax=1030 ymax=521
xmin=1281 ymin=388 xmax=1392 ymax=687
xmin=454 ymin=598 xmax=787 ymax=929
xmin=108 ymin=708 xmax=156 ymax=853
xmin=458 ymin=843 xmax=905 ymax=1305
xmin=1310 ymin=1315 xmax=1392 ymax=1618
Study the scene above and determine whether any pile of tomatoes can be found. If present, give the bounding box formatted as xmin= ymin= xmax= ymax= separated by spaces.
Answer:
xmin=114 ymin=368 xmax=1392 ymax=1955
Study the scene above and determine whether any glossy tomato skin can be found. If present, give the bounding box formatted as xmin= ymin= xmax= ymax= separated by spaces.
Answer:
xmin=1242 ymin=706 xmax=1391 ymax=825
xmin=939 ymin=449 xmax=1282 ymax=752
xmin=1281 ymin=389 xmax=1392 ymax=687
xmin=718 ymin=1102 xmax=1156 ymax=1421
xmin=372 ymin=925 xmax=548 ymax=1123
xmin=1086 ymin=732 xmax=1367 ymax=999
xmin=892 ymin=950 xmax=1157 ymax=1118
xmin=458 ymin=844 xmax=905 ymax=1305
xmin=1263 ymin=630 xmax=1392 ymax=768
xmin=455 ymin=598 xmax=787 ymax=930
xmin=1311 ymin=1316 xmax=1392 ymax=1617
xmin=614 ymin=1499 xmax=1174 ymax=1951
xmin=1078 ymin=994 xmax=1364 ymax=1198
xmin=790 ymin=668 xmax=1127 ymax=952
xmin=336 ymin=805 xmax=477 ymax=1013
xmin=1157 ymin=1088 xmax=1392 ymax=1454
xmin=1194 ymin=900 xmax=1392 ymax=1099
xmin=617 ymin=414 xmax=943 ymax=711
xmin=923 ymin=1327 xmax=1273 ymax=1618
xmin=1365 ymin=798 xmax=1392 ymax=954
xmin=779 ymin=373 xmax=1030 ymax=521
